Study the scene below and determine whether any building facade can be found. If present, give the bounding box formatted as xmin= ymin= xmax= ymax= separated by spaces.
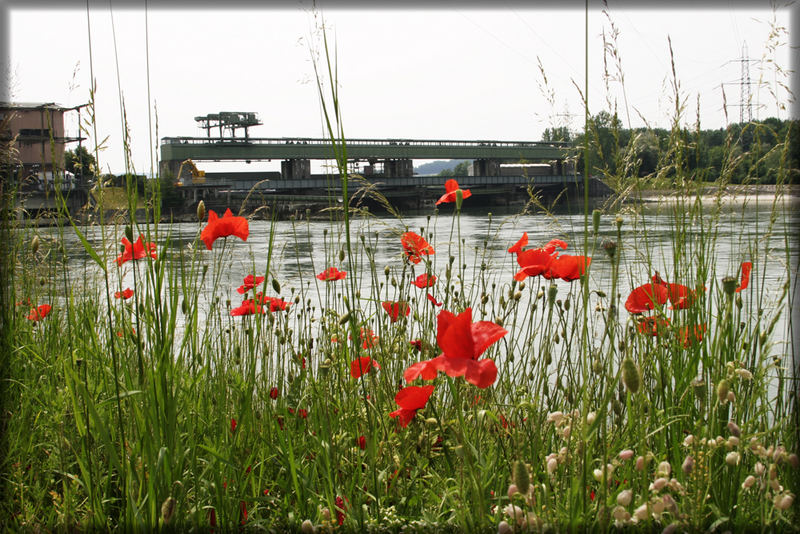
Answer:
xmin=0 ymin=101 xmax=84 ymax=190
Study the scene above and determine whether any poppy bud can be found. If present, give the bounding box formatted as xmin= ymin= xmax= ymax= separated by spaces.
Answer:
xmin=563 ymin=298 xmax=570 ymax=311
xmin=272 ymin=279 xmax=281 ymax=293
xmin=161 ymin=496 xmax=176 ymax=524
xmin=592 ymin=358 xmax=602 ymax=375
xmin=31 ymin=235 xmax=40 ymax=255
xmin=455 ymin=188 xmax=463 ymax=210
xmin=722 ymin=276 xmax=738 ymax=295
xmin=124 ymin=225 xmax=134 ymax=243
xmin=339 ymin=249 xmax=345 ymax=262
xmin=602 ymin=240 xmax=617 ymax=258
xmin=196 ymin=200 xmax=206 ymax=221
xmin=592 ymin=209 xmax=601 ymax=234
xmin=621 ymin=357 xmax=640 ymax=394
xmin=717 ymin=379 xmax=730 ymax=403
xmin=548 ymin=284 xmax=558 ymax=306
xmin=615 ymin=215 xmax=623 ymax=229
xmin=736 ymin=295 xmax=743 ymax=309
xmin=513 ymin=461 xmax=530 ymax=496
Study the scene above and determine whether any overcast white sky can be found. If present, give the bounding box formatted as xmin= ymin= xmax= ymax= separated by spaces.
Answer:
xmin=4 ymin=2 xmax=795 ymax=175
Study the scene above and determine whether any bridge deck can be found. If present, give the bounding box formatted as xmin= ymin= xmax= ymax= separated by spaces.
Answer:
xmin=197 ymin=173 xmax=582 ymax=191
xmin=160 ymin=137 xmax=571 ymax=162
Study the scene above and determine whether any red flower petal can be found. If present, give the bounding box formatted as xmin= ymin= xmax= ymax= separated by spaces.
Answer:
xmin=736 ymin=262 xmax=752 ymax=292
xmin=625 ymin=283 xmax=669 ymax=314
xmin=464 ymin=358 xmax=498 ymax=389
xmin=200 ymin=209 xmax=249 ymax=250
xmin=317 ymin=267 xmax=347 ymax=281
xmin=230 ymin=299 xmax=266 ymax=316
xmin=436 ymin=179 xmax=472 ymax=205
xmin=394 ymin=384 xmax=435 ymax=411
xmin=382 ymin=301 xmax=410 ymax=322
xmin=115 ymin=235 xmax=157 ymax=265
xmin=237 ymin=274 xmax=265 ymax=294
xmin=546 ymin=254 xmax=591 ymax=281
xmin=426 ymin=293 xmax=442 ymax=307
xmin=636 ymin=316 xmax=671 ymax=336
xmin=114 ymin=288 xmax=134 ymax=299
xmin=542 ymin=239 xmax=568 ymax=254
xmin=350 ymin=356 xmax=380 ymax=378
xmin=401 ymin=232 xmax=435 ymax=264
xmin=403 ymin=357 xmax=441 ymax=382
xmin=507 ymin=232 xmax=528 ymax=254
xmin=26 ymin=304 xmax=52 ymax=321
xmin=412 ymin=273 xmax=437 ymax=288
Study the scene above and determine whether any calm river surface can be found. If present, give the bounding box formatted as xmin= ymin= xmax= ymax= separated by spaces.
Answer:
xmin=43 ymin=193 xmax=800 ymax=358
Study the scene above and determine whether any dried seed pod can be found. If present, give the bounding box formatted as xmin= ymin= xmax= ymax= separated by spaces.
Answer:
xmin=31 ymin=235 xmax=40 ymax=254
xmin=161 ymin=496 xmax=177 ymax=524
xmin=196 ymin=200 xmax=206 ymax=221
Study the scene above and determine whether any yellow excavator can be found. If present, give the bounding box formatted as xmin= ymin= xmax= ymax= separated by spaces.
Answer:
xmin=176 ymin=159 xmax=206 ymax=185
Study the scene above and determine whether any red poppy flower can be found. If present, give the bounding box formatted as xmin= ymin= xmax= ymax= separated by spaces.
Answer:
xmin=270 ymin=387 xmax=279 ymax=400
xmin=542 ymin=239 xmax=568 ymax=254
xmin=508 ymin=232 xmax=528 ymax=254
xmin=350 ymin=356 xmax=381 ymax=378
xmin=114 ymin=288 xmax=134 ymax=300
xmin=625 ymin=283 xmax=670 ymax=314
xmin=389 ymin=385 xmax=435 ymax=428
xmin=317 ymin=267 xmax=347 ymax=281
xmin=356 ymin=327 xmax=379 ymax=349
xmin=200 ymin=209 xmax=249 ymax=250
xmin=514 ymin=248 xmax=555 ymax=281
xmin=436 ymin=178 xmax=472 ymax=205
xmin=404 ymin=308 xmax=507 ymax=389
xmin=736 ymin=262 xmax=752 ymax=292
xmin=401 ymin=232 xmax=435 ymax=264
xmin=427 ymin=293 xmax=442 ymax=307
xmin=636 ymin=316 xmax=671 ymax=336
xmin=678 ymin=323 xmax=707 ymax=348
xmin=358 ymin=435 xmax=367 ymax=450
xmin=230 ymin=418 xmax=237 ymax=433
xmin=255 ymin=293 xmax=291 ymax=312
xmin=382 ymin=301 xmax=410 ymax=323
xmin=26 ymin=304 xmax=52 ymax=321
xmin=237 ymin=274 xmax=265 ymax=294
xmin=412 ymin=273 xmax=437 ymax=288
xmin=115 ymin=235 xmax=157 ymax=265
xmin=230 ymin=299 xmax=266 ymax=316
xmin=334 ymin=496 xmax=347 ymax=526
xmin=544 ymin=254 xmax=591 ymax=281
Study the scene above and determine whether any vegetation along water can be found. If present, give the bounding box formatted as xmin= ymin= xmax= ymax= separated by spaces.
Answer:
xmin=1 ymin=9 xmax=799 ymax=534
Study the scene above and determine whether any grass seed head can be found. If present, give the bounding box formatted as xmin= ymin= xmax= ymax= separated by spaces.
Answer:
xmin=513 ymin=461 xmax=530 ymax=495
xmin=161 ymin=496 xmax=176 ymax=524
xmin=196 ymin=200 xmax=206 ymax=221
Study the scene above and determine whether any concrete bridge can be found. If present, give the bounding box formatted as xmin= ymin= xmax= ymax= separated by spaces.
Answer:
xmin=159 ymin=136 xmax=573 ymax=183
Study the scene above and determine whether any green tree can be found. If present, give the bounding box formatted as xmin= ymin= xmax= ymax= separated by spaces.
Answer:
xmin=64 ymin=146 xmax=96 ymax=179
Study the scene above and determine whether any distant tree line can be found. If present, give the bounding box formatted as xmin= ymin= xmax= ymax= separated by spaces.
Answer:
xmin=64 ymin=146 xmax=182 ymax=209
xmin=542 ymin=113 xmax=798 ymax=186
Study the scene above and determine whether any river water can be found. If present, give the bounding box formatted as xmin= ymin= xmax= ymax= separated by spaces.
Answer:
xmin=38 ymin=193 xmax=800 ymax=362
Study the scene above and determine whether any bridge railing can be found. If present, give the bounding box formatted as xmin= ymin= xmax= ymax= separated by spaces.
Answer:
xmin=160 ymin=136 xmax=571 ymax=150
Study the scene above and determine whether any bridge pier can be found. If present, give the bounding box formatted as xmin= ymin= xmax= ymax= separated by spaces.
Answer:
xmin=384 ymin=158 xmax=413 ymax=178
xmin=472 ymin=159 xmax=500 ymax=176
xmin=281 ymin=159 xmax=311 ymax=180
